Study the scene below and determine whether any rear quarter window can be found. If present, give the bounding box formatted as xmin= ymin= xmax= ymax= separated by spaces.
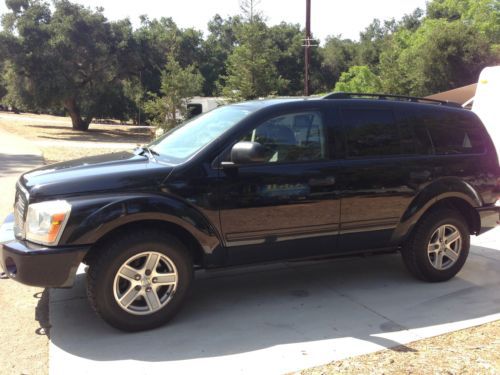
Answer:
xmin=423 ymin=112 xmax=485 ymax=155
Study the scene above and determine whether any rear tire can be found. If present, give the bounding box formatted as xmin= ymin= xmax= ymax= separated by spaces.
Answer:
xmin=401 ymin=208 xmax=469 ymax=282
xmin=86 ymin=230 xmax=193 ymax=331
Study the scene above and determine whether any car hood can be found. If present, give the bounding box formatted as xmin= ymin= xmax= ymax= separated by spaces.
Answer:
xmin=21 ymin=151 xmax=174 ymax=201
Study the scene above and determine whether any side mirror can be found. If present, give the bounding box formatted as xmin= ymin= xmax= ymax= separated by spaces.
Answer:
xmin=222 ymin=141 xmax=267 ymax=168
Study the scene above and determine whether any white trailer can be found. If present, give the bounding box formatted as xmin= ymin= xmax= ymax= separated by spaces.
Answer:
xmin=187 ymin=97 xmax=227 ymax=117
xmin=471 ymin=66 xmax=500 ymax=155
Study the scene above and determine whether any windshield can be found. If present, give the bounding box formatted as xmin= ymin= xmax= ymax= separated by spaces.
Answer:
xmin=149 ymin=105 xmax=252 ymax=163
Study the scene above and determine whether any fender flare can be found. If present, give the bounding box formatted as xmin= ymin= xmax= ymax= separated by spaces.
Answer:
xmin=391 ymin=177 xmax=482 ymax=243
xmin=60 ymin=193 xmax=222 ymax=254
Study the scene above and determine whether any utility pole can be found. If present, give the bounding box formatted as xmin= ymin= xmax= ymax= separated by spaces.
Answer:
xmin=304 ymin=0 xmax=311 ymax=96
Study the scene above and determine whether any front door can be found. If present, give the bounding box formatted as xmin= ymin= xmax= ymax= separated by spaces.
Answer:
xmin=218 ymin=109 xmax=341 ymax=265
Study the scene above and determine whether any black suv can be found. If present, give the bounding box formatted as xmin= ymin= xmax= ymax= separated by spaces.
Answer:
xmin=1 ymin=93 xmax=499 ymax=331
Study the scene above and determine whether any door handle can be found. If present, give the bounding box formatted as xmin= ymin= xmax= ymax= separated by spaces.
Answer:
xmin=309 ymin=176 xmax=336 ymax=187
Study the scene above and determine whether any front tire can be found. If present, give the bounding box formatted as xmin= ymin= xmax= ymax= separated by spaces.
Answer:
xmin=402 ymin=208 xmax=470 ymax=282
xmin=87 ymin=230 xmax=193 ymax=331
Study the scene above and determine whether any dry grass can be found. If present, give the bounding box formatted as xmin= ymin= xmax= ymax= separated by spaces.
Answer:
xmin=0 ymin=111 xmax=154 ymax=163
xmin=41 ymin=147 xmax=125 ymax=164
xmin=0 ymin=111 xmax=153 ymax=144
xmin=296 ymin=313 xmax=500 ymax=375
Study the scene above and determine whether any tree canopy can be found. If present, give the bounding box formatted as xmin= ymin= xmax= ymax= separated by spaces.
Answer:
xmin=1 ymin=0 xmax=139 ymax=130
xmin=144 ymin=55 xmax=203 ymax=130
xmin=334 ymin=66 xmax=382 ymax=93
xmin=0 ymin=0 xmax=497 ymax=130
xmin=221 ymin=16 xmax=286 ymax=101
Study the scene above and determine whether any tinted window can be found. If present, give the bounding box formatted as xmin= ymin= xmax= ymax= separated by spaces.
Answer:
xmin=240 ymin=111 xmax=327 ymax=163
xmin=412 ymin=122 xmax=434 ymax=155
xmin=425 ymin=112 xmax=485 ymax=155
xmin=343 ymin=108 xmax=400 ymax=157
xmin=399 ymin=120 xmax=421 ymax=154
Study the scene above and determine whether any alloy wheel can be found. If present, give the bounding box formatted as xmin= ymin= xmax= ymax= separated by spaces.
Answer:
xmin=113 ymin=251 xmax=178 ymax=315
xmin=427 ymin=224 xmax=462 ymax=270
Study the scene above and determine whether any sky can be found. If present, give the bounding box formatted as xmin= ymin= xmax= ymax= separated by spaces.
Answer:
xmin=0 ymin=0 xmax=429 ymax=43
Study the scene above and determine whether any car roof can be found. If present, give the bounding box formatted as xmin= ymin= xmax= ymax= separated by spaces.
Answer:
xmin=231 ymin=92 xmax=462 ymax=105
xmin=227 ymin=93 xmax=470 ymax=117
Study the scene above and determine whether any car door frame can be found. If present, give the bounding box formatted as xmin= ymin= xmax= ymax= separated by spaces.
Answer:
xmin=334 ymin=101 xmax=420 ymax=252
xmin=212 ymin=101 xmax=344 ymax=265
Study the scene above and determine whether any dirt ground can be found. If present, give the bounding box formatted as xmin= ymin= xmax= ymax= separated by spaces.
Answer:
xmin=0 ymin=111 xmax=499 ymax=375
xmin=0 ymin=112 xmax=149 ymax=374
xmin=0 ymin=278 xmax=50 ymax=375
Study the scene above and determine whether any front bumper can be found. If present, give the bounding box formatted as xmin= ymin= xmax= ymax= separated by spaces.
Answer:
xmin=0 ymin=213 xmax=89 ymax=288
xmin=476 ymin=204 xmax=500 ymax=235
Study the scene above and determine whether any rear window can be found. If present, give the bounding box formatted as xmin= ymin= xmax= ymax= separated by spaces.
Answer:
xmin=419 ymin=112 xmax=485 ymax=155
xmin=343 ymin=108 xmax=401 ymax=157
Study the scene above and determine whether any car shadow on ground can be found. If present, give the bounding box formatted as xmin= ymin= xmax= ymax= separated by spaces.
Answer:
xmin=48 ymin=246 xmax=500 ymax=363
xmin=34 ymin=289 xmax=51 ymax=337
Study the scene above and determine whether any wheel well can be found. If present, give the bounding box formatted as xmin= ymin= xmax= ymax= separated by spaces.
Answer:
xmin=425 ymin=197 xmax=480 ymax=235
xmin=82 ymin=220 xmax=205 ymax=267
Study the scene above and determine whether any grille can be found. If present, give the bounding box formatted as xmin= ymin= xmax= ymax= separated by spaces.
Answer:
xmin=14 ymin=183 xmax=28 ymax=239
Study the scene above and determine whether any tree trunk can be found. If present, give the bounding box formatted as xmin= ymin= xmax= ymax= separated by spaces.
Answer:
xmin=64 ymin=98 xmax=91 ymax=131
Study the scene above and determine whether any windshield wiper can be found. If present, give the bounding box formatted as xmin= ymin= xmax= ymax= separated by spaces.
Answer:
xmin=137 ymin=146 xmax=159 ymax=162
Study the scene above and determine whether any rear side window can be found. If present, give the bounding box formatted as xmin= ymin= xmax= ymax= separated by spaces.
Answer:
xmin=423 ymin=112 xmax=485 ymax=155
xmin=343 ymin=108 xmax=400 ymax=157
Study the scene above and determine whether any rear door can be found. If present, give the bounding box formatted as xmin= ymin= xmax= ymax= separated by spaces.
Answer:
xmin=335 ymin=102 xmax=420 ymax=252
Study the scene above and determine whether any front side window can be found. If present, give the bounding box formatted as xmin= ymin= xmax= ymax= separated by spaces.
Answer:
xmin=343 ymin=108 xmax=400 ymax=157
xmin=239 ymin=111 xmax=327 ymax=163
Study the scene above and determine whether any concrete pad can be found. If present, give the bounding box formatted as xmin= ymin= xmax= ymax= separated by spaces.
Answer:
xmin=49 ymin=229 xmax=500 ymax=375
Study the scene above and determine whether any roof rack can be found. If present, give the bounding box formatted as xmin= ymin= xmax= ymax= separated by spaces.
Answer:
xmin=322 ymin=92 xmax=462 ymax=108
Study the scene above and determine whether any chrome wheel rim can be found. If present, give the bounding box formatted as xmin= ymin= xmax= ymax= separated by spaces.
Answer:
xmin=113 ymin=251 xmax=178 ymax=315
xmin=427 ymin=224 xmax=462 ymax=270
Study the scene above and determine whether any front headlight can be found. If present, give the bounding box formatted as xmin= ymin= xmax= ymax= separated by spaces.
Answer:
xmin=26 ymin=200 xmax=71 ymax=246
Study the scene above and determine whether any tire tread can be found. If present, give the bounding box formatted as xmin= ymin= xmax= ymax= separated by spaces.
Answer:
xmin=402 ymin=208 xmax=469 ymax=282
xmin=86 ymin=229 xmax=192 ymax=331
